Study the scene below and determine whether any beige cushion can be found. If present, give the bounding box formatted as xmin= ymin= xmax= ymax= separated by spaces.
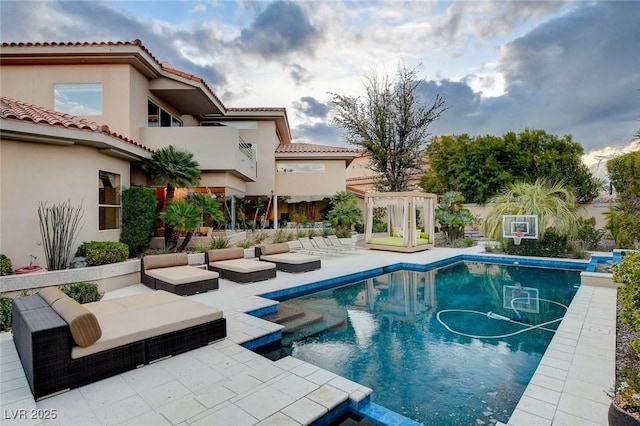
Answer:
xmin=145 ymin=265 xmax=219 ymax=285
xmin=74 ymin=298 xmax=223 ymax=358
xmin=260 ymin=243 xmax=290 ymax=255
xmin=207 ymin=248 xmax=244 ymax=262
xmin=211 ymin=259 xmax=276 ymax=273
xmin=39 ymin=286 xmax=68 ymax=305
xmin=261 ymin=252 xmax=321 ymax=265
xmin=51 ymin=298 xmax=102 ymax=347
xmin=143 ymin=252 xmax=188 ymax=270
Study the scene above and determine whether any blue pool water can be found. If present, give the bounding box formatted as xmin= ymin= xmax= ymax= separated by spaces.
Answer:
xmin=283 ymin=262 xmax=580 ymax=425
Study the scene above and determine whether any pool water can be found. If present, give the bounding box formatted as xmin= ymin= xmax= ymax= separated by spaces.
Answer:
xmin=281 ymin=262 xmax=580 ymax=425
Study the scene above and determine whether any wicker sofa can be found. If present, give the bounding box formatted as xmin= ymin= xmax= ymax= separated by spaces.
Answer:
xmin=141 ymin=252 xmax=219 ymax=295
xmin=12 ymin=287 xmax=226 ymax=400
xmin=206 ymin=248 xmax=276 ymax=283
xmin=255 ymin=243 xmax=322 ymax=273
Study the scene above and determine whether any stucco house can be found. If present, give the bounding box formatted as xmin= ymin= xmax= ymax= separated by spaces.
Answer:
xmin=0 ymin=40 xmax=357 ymax=268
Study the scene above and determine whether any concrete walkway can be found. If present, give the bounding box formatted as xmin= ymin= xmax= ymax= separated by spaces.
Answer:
xmin=0 ymin=246 xmax=616 ymax=425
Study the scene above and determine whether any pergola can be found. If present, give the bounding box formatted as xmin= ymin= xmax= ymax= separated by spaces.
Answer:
xmin=364 ymin=191 xmax=438 ymax=253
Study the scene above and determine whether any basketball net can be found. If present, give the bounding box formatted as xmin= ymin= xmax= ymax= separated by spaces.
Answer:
xmin=512 ymin=231 xmax=525 ymax=245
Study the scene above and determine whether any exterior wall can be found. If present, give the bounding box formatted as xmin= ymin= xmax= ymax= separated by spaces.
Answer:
xmin=200 ymin=172 xmax=247 ymax=194
xmin=276 ymin=159 xmax=347 ymax=196
xmin=463 ymin=203 xmax=614 ymax=236
xmin=0 ymin=139 xmax=130 ymax=267
xmin=243 ymin=122 xmax=279 ymax=196
xmin=0 ymin=64 xmax=134 ymax=138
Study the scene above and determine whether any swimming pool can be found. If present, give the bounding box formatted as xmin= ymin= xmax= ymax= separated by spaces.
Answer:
xmin=277 ymin=261 xmax=580 ymax=425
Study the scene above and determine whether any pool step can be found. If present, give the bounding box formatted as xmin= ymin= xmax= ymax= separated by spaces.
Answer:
xmin=262 ymin=302 xmax=306 ymax=324
xmin=281 ymin=313 xmax=345 ymax=347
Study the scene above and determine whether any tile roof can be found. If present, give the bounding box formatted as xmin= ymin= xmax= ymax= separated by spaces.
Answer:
xmin=0 ymin=97 xmax=152 ymax=152
xmin=276 ymin=142 xmax=359 ymax=154
xmin=1 ymin=39 xmax=228 ymax=114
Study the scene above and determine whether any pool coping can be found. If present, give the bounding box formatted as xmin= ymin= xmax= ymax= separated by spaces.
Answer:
xmin=249 ymin=253 xmax=615 ymax=425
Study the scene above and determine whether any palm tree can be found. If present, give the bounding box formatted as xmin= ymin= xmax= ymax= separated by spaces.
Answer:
xmin=482 ymin=179 xmax=580 ymax=241
xmin=143 ymin=146 xmax=201 ymax=250
xmin=327 ymin=191 xmax=363 ymax=237
xmin=186 ymin=192 xmax=224 ymax=232
xmin=160 ymin=201 xmax=201 ymax=252
xmin=435 ymin=191 xmax=474 ymax=241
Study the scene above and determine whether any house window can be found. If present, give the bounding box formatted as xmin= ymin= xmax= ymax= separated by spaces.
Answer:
xmin=148 ymin=100 xmax=182 ymax=127
xmin=54 ymin=83 xmax=102 ymax=115
xmin=99 ymin=171 xmax=121 ymax=230
xmin=277 ymin=163 xmax=326 ymax=173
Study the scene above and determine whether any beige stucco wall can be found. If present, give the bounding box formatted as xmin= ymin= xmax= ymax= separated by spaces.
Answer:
xmin=464 ymin=203 xmax=613 ymax=234
xmin=1 ymin=139 xmax=130 ymax=267
xmin=243 ymin=122 xmax=280 ymax=196
xmin=0 ymin=64 xmax=134 ymax=138
xmin=276 ymin=159 xmax=347 ymax=196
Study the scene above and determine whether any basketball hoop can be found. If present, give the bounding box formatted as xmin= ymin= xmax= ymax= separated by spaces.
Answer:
xmin=512 ymin=231 xmax=525 ymax=245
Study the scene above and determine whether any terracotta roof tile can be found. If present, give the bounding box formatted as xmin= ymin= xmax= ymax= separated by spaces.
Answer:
xmin=276 ymin=142 xmax=359 ymax=154
xmin=0 ymin=97 xmax=152 ymax=152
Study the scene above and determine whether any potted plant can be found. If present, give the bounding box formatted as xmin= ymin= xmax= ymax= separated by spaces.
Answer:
xmin=610 ymin=252 xmax=640 ymax=425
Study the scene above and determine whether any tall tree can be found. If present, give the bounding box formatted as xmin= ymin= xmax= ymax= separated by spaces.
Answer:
xmin=143 ymin=145 xmax=201 ymax=250
xmin=421 ymin=129 xmax=602 ymax=204
xmin=331 ymin=63 xmax=446 ymax=192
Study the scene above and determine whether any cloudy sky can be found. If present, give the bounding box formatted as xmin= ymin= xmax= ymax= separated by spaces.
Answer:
xmin=1 ymin=0 xmax=639 ymax=166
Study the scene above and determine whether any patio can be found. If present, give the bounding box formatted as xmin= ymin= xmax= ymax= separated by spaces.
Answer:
xmin=1 ymin=246 xmax=615 ymax=425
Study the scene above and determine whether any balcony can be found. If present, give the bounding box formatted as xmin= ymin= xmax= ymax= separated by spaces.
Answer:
xmin=140 ymin=126 xmax=257 ymax=181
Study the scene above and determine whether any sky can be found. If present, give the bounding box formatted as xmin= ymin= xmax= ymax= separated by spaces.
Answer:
xmin=1 ymin=0 xmax=639 ymax=171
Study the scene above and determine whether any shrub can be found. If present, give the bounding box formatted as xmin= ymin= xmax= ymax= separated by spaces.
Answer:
xmin=451 ymin=237 xmax=474 ymax=248
xmin=120 ymin=186 xmax=157 ymax=256
xmin=503 ymin=228 xmax=568 ymax=257
xmin=236 ymin=239 xmax=254 ymax=249
xmin=296 ymin=229 xmax=307 ymax=238
xmin=76 ymin=241 xmax=129 ymax=266
xmin=0 ymin=295 xmax=12 ymax=331
xmin=190 ymin=241 xmax=211 ymax=253
xmin=308 ymin=229 xmax=317 ymax=238
xmin=0 ymin=254 xmax=13 ymax=276
xmin=335 ymin=227 xmax=352 ymax=238
xmin=613 ymin=252 xmax=640 ymax=353
xmin=210 ymin=235 xmax=230 ymax=249
xmin=574 ymin=217 xmax=605 ymax=250
xmin=59 ymin=282 xmax=101 ymax=304
xmin=272 ymin=229 xmax=292 ymax=244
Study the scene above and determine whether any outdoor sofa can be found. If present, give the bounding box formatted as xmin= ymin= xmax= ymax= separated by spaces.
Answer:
xmin=206 ymin=248 xmax=276 ymax=283
xmin=141 ymin=252 xmax=219 ymax=295
xmin=255 ymin=243 xmax=322 ymax=273
xmin=12 ymin=286 xmax=226 ymax=400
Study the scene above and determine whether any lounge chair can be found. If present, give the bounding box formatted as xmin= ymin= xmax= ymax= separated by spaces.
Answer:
xmin=298 ymin=237 xmax=341 ymax=256
xmin=327 ymin=235 xmax=360 ymax=250
xmin=256 ymin=243 xmax=321 ymax=273
xmin=141 ymin=252 xmax=219 ymax=295
xmin=206 ymin=248 xmax=276 ymax=283
xmin=12 ymin=287 xmax=226 ymax=399
xmin=311 ymin=236 xmax=354 ymax=254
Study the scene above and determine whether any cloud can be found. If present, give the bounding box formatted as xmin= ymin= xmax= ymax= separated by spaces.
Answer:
xmin=292 ymin=122 xmax=343 ymax=146
xmin=288 ymin=63 xmax=312 ymax=85
xmin=294 ymin=97 xmax=329 ymax=119
xmin=236 ymin=1 xmax=321 ymax=60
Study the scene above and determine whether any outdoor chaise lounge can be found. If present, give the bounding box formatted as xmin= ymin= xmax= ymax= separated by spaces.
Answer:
xmin=12 ymin=287 xmax=226 ymax=399
xmin=255 ymin=243 xmax=322 ymax=273
xmin=141 ymin=252 xmax=219 ymax=295
xmin=206 ymin=248 xmax=276 ymax=283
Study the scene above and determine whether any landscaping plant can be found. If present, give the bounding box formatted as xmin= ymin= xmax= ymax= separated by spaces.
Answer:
xmin=0 ymin=254 xmax=13 ymax=276
xmin=611 ymin=251 xmax=640 ymax=418
xmin=0 ymin=295 xmax=12 ymax=332
xmin=120 ymin=186 xmax=157 ymax=256
xmin=76 ymin=241 xmax=129 ymax=266
xmin=38 ymin=200 xmax=84 ymax=270
xmin=60 ymin=282 xmax=101 ymax=304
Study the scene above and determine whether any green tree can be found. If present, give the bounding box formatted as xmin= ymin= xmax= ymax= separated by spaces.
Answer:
xmin=606 ymin=151 xmax=640 ymax=248
xmin=482 ymin=179 xmax=580 ymax=241
xmin=143 ymin=145 xmax=201 ymax=250
xmin=331 ymin=63 xmax=446 ymax=192
xmin=422 ymin=129 xmax=602 ymax=204
xmin=162 ymin=193 xmax=224 ymax=252
xmin=435 ymin=191 xmax=475 ymax=241
xmin=120 ymin=186 xmax=157 ymax=256
xmin=326 ymin=191 xmax=363 ymax=237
